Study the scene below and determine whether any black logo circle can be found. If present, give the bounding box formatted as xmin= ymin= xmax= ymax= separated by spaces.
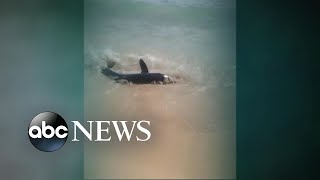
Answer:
xmin=28 ymin=112 xmax=68 ymax=152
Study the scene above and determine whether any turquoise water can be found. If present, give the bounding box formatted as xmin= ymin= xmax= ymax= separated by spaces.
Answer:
xmin=85 ymin=0 xmax=235 ymax=85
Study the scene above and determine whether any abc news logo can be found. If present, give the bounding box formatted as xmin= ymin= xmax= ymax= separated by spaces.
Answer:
xmin=28 ymin=112 xmax=151 ymax=152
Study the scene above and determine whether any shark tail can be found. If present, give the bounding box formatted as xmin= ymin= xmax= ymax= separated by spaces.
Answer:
xmin=101 ymin=67 xmax=120 ymax=78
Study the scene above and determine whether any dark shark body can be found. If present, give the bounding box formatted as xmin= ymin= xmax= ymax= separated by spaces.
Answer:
xmin=101 ymin=68 xmax=165 ymax=84
xmin=101 ymin=59 xmax=175 ymax=84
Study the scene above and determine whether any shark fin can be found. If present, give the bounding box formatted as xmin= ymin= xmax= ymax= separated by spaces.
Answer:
xmin=139 ymin=59 xmax=149 ymax=73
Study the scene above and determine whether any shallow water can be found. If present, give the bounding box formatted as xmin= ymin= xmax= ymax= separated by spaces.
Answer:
xmin=84 ymin=0 xmax=235 ymax=178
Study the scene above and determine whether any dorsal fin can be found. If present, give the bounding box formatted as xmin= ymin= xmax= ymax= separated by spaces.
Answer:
xmin=139 ymin=59 xmax=149 ymax=73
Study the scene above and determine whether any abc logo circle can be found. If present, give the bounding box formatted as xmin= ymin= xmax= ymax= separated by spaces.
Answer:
xmin=28 ymin=112 xmax=68 ymax=152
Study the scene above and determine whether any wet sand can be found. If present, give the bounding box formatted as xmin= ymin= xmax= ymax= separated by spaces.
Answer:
xmin=84 ymin=72 xmax=235 ymax=179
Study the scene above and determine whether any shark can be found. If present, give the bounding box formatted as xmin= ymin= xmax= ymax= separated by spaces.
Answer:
xmin=101 ymin=59 xmax=175 ymax=84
